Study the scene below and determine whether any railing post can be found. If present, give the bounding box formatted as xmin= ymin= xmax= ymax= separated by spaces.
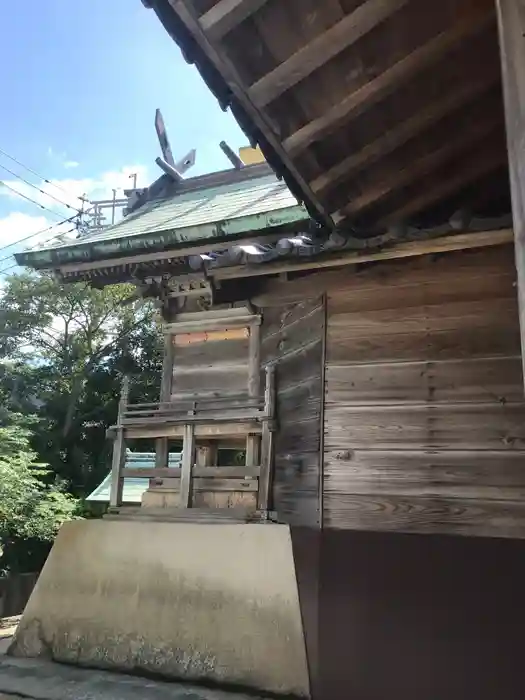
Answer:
xmin=156 ymin=332 xmax=174 ymax=469
xmin=246 ymin=321 xmax=261 ymax=469
xmin=258 ymin=365 xmax=276 ymax=511
xmin=109 ymin=376 xmax=129 ymax=508
xmin=180 ymin=422 xmax=196 ymax=507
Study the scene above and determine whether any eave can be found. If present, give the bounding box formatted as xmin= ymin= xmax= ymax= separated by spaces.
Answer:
xmin=143 ymin=0 xmax=510 ymax=233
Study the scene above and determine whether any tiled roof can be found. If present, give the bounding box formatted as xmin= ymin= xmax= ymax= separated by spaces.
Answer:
xmin=86 ymin=452 xmax=181 ymax=504
xmin=16 ymin=166 xmax=308 ymax=268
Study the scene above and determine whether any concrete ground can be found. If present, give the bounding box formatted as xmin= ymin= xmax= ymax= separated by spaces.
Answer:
xmin=0 ymin=657 xmax=273 ymax=700
xmin=0 ymin=621 xmax=271 ymax=700
xmin=0 ymin=618 xmax=18 ymax=657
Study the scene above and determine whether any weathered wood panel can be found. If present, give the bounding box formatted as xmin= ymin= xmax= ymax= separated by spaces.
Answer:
xmin=325 ymin=403 xmax=525 ymax=450
xmin=171 ymin=334 xmax=250 ymax=400
xmin=323 ymin=494 xmax=525 ymax=539
xmin=324 ymin=450 xmax=525 ymax=500
xmin=172 ymin=335 xmax=250 ymax=368
xmin=259 ymin=296 xmax=324 ymax=526
xmin=324 ymin=246 xmax=525 ymax=537
xmin=326 ymin=357 xmax=523 ymax=405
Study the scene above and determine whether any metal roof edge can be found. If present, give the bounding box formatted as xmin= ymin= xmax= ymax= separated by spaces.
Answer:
xmin=15 ymin=203 xmax=310 ymax=269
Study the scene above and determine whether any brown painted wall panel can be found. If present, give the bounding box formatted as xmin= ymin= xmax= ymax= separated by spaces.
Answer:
xmin=323 ymin=246 xmax=525 ymax=537
xmin=317 ymin=530 xmax=525 ymax=700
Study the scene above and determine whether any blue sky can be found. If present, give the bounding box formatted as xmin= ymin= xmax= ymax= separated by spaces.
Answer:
xmin=0 ymin=0 xmax=246 ymax=272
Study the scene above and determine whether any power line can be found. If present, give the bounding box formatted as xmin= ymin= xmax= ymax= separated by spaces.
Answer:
xmin=0 ymin=262 xmax=18 ymax=274
xmin=0 ymin=179 xmax=67 ymax=220
xmin=0 ymin=162 xmax=83 ymax=214
xmin=0 ymin=146 xmax=90 ymax=207
xmin=0 ymin=215 xmax=78 ymax=259
xmin=0 ymin=226 xmax=77 ymax=274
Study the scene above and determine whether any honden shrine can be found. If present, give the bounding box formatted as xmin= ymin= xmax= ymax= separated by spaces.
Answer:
xmin=8 ymin=1 xmax=525 ymax=699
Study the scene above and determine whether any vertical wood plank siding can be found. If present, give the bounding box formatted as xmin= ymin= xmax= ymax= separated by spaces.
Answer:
xmin=323 ymin=245 xmax=525 ymax=537
xmin=260 ymin=296 xmax=325 ymax=526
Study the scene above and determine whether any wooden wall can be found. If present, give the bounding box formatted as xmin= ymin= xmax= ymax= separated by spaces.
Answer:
xmin=171 ymin=330 xmax=250 ymax=401
xmin=323 ymin=244 xmax=525 ymax=537
xmin=259 ymin=296 xmax=325 ymax=527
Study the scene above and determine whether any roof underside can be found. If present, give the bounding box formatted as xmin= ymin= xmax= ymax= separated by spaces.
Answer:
xmin=145 ymin=0 xmax=511 ymax=233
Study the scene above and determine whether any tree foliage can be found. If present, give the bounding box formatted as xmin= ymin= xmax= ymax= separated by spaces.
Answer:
xmin=0 ymin=411 xmax=78 ymax=574
xmin=0 ymin=271 xmax=163 ymax=572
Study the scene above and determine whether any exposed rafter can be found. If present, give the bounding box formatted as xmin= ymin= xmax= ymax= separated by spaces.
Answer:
xmin=378 ymin=148 xmax=507 ymax=227
xmin=248 ymin=0 xmax=410 ymax=108
xmin=283 ymin=8 xmax=495 ymax=154
xmin=310 ymin=73 xmax=499 ymax=195
xmin=167 ymin=0 xmax=330 ymax=225
xmin=198 ymin=0 xmax=270 ymax=41
xmin=333 ymin=115 xmax=502 ymax=222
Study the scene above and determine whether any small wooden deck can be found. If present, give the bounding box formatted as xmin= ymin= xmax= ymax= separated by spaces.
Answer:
xmin=108 ymin=367 xmax=276 ymax=521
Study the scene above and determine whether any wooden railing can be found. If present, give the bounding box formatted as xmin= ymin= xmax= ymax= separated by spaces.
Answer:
xmin=109 ymin=366 xmax=276 ymax=515
xmin=121 ymin=394 xmax=268 ymax=427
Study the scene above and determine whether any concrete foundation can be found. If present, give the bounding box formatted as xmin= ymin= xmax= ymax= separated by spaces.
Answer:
xmin=9 ymin=520 xmax=310 ymax=698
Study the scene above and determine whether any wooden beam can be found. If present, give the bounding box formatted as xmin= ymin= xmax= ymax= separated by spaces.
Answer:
xmin=333 ymin=115 xmax=502 ymax=222
xmin=249 ymin=0 xmax=409 ymax=108
xmin=310 ymin=73 xmax=499 ymax=195
xmin=57 ymin=232 xmax=288 ymax=277
xmin=377 ymin=149 xmax=507 ymax=228
xmin=156 ymin=332 xmax=174 ymax=470
xmin=125 ymin=422 xmax=262 ymax=439
xmin=283 ymin=9 xmax=495 ymax=154
xmin=109 ymin=377 xmax=129 ymax=508
xmin=212 ymin=229 xmax=513 ymax=281
xmin=124 ymin=466 xmax=261 ymax=479
xmin=496 ymin=0 xmax=525 ymax=389
xmin=169 ymin=0 xmax=329 ymax=225
xmin=258 ymin=366 xmax=275 ymax=511
xmin=164 ymin=315 xmax=258 ymax=334
xmin=199 ymin=0 xmax=270 ymax=41
xmin=180 ymin=422 xmax=196 ymax=507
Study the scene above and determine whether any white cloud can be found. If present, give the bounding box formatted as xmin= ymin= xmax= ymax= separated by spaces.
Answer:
xmin=63 ymin=160 xmax=79 ymax=169
xmin=0 ymin=164 xmax=149 ymax=214
xmin=0 ymin=164 xmax=150 ymax=272
xmin=0 ymin=212 xmax=77 ymax=255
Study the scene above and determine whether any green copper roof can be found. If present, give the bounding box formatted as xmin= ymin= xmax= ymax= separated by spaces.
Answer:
xmin=86 ymin=452 xmax=182 ymax=503
xmin=16 ymin=167 xmax=309 ymax=269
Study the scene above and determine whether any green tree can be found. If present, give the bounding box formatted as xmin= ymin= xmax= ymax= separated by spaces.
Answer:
xmin=0 ymin=411 xmax=78 ymax=574
xmin=0 ymin=271 xmax=163 ymax=497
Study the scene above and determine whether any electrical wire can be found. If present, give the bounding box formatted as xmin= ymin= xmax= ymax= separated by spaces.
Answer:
xmin=0 ymin=146 xmax=90 ymax=207
xmin=0 ymin=262 xmax=18 ymax=274
xmin=0 ymin=215 xmax=79 ymax=258
xmin=0 ymin=179 xmax=67 ymax=220
xmin=0 ymin=226 xmax=77 ymax=275
xmin=0 ymin=162 xmax=83 ymax=214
